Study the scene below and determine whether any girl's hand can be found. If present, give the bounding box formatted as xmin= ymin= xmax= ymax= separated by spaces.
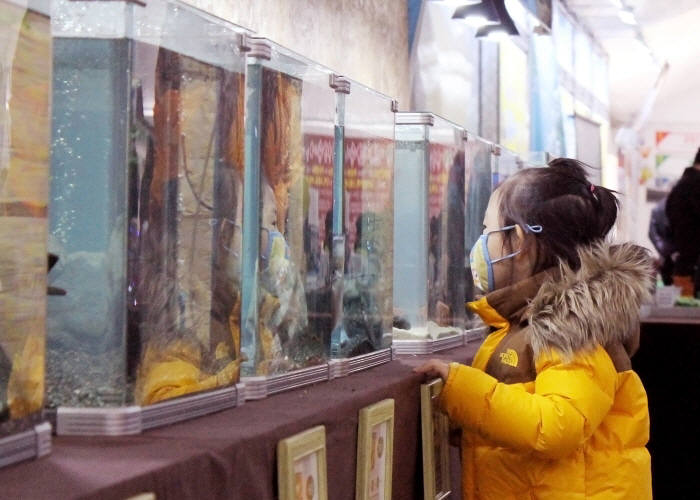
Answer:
xmin=413 ymin=359 xmax=450 ymax=381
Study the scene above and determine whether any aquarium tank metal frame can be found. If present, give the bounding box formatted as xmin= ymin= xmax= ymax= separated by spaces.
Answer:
xmin=0 ymin=0 xmax=53 ymax=468
xmin=46 ymin=0 xmax=249 ymax=436
xmin=392 ymin=112 xmax=468 ymax=355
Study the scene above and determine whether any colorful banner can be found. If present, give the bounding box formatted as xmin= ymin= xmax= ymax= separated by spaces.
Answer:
xmin=344 ymin=137 xmax=394 ymax=244
xmin=303 ymin=134 xmax=334 ymax=244
xmin=645 ymin=129 xmax=700 ymax=189
xmin=302 ymin=135 xmax=394 ymax=249
xmin=428 ymin=143 xmax=455 ymax=218
xmin=655 ymin=154 xmax=670 ymax=169
xmin=655 ymin=130 xmax=700 ymax=154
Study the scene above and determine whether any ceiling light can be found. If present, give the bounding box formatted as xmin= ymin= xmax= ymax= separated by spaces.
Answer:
xmin=475 ymin=1 xmax=519 ymax=38
xmin=452 ymin=1 xmax=500 ymax=29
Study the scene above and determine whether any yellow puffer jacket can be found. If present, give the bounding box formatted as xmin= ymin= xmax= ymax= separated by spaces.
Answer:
xmin=441 ymin=243 xmax=653 ymax=499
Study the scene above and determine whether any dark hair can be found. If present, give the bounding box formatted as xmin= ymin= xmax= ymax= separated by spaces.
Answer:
xmin=694 ymin=147 xmax=700 ymax=165
xmin=497 ymin=158 xmax=619 ymax=273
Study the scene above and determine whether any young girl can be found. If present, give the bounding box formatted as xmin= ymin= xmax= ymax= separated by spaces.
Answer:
xmin=415 ymin=159 xmax=653 ymax=500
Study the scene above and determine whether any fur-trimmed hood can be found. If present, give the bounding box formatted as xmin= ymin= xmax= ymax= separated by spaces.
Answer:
xmin=527 ymin=242 xmax=655 ymax=359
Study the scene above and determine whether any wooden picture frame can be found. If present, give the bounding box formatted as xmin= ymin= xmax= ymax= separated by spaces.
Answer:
xmin=278 ymin=425 xmax=328 ymax=500
xmin=421 ymin=379 xmax=451 ymax=500
xmin=355 ymin=399 xmax=395 ymax=500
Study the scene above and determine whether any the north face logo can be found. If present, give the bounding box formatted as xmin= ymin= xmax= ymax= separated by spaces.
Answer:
xmin=499 ymin=348 xmax=518 ymax=367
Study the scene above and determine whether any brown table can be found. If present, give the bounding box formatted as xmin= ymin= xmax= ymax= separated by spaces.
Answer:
xmin=0 ymin=343 xmax=478 ymax=500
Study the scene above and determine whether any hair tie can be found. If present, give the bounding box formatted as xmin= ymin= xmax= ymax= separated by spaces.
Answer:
xmin=589 ymin=183 xmax=599 ymax=202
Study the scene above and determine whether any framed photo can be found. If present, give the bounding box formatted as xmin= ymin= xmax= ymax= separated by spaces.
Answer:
xmin=278 ymin=425 xmax=328 ymax=500
xmin=421 ymin=379 xmax=451 ymax=500
xmin=356 ymin=399 xmax=395 ymax=500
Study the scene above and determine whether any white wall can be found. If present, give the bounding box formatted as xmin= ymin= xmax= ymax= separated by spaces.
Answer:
xmin=410 ymin=1 xmax=480 ymax=132
xmin=183 ymin=0 xmax=411 ymax=107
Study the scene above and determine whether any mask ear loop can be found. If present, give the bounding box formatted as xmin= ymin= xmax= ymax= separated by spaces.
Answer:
xmin=490 ymin=224 xmax=542 ymax=263
xmin=490 ymin=248 xmax=521 ymax=264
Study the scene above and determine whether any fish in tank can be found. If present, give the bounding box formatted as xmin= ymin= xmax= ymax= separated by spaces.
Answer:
xmin=0 ymin=0 xmax=50 ymax=435
xmin=47 ymin=0 xmax=244 ymax=408
xmin=240 ymin=46 xmax=335 ymax=377
xmin=393 ymin=114 xmax=466 ymax=341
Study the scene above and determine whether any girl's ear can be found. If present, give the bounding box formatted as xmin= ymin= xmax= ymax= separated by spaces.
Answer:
xmin=513 ymin=225 xmax=528 ymax=258
xmin=514 ymin=225 xmax=538 ymax=275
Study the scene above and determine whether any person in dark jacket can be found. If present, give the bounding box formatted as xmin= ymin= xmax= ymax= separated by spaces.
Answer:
xmin=666 ymin=148 xmax=700 ymax=296
xmin=648 ymin=195 xmax=675 ymax=285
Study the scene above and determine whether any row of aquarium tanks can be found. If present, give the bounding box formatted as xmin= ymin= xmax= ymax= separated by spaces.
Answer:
xmin=0 ymin=0 xmax=551 ymax=464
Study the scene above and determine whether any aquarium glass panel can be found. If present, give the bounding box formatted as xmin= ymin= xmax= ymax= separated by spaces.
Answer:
xmin=426 ymin=117 xmax=465 ymax=336
xmin=0 ymin=0 xmax=50 ymax=435
xmin=333 ymin=84 xmax=394 ymax=357
xmin=528 ymin=151 xmax=551 ymax=167
xmin=465 ymin=136 xmax=493 ymax=311
xmin=393 ymin=123 xmax=429 ymax=336
xmin=241 ymin=43 xmax=335 ymax=376
xmin=493 ymin=147 xmax=519 ymax=188
xmin=393 ymin=115 xmax=465 ymax=340
xmin=48 ymin=0 xmax=244 ymax=407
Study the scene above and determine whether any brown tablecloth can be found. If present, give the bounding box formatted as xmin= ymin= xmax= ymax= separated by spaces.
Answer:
xmin=0 ymin=343 xmax=478 ymax=500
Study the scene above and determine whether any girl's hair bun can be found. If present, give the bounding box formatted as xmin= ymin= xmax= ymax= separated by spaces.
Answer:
xmin=497 ymin=158 xmax=619 ymax=272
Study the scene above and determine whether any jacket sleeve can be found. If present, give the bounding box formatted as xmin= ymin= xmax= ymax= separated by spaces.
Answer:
xmin=439 ymin=346 xmax=616 ymax=459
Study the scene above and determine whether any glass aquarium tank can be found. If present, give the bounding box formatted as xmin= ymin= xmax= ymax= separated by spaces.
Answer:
xmin=0 ymin=0 xmax=52 ymax=466
xmin=239 ymin=37 xmax=337 ymax=396
xmin=464 ymin=135 xmax=496 ymax=340
xmin=239 ymin=39 xmax=396 ymax=394
xmin=48 ymin=0 xmax=246 ymax=434
xmin=393 ymin=113 xmax=467 ymax=354
xmin=492 ymin=146 xmax=521 ymax=188
xmin=327 ymin=78 xmax=395 ymax=372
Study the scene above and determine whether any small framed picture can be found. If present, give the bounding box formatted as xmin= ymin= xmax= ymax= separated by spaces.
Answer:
xmin=278 ymin=425 xmax=328 ymax=500
xmin=421 ymin=379 xmax=451 ymax=500
xmin=355 ymin=398 xmax=395 ymax=500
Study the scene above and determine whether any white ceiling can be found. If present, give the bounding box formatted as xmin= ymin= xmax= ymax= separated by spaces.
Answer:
xmin=565 ymin=0 xmax=700 ymax=127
